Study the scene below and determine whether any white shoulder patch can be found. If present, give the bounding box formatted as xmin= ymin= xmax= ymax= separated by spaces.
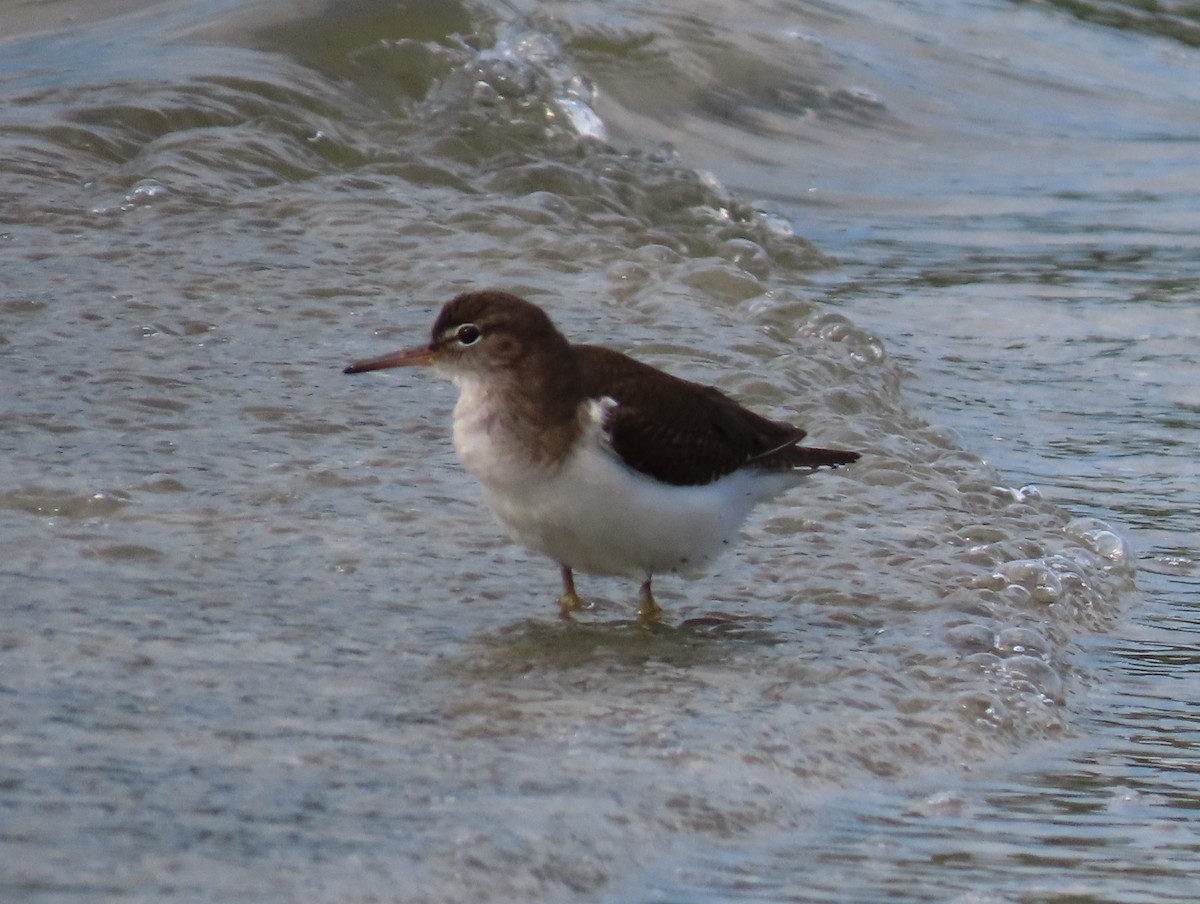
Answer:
xmin=582 ymin=396 xmax=619 ymax=450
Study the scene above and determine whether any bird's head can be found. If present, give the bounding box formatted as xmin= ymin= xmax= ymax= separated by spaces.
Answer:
xmin=344 ymin=290 xmax=569 ymax=381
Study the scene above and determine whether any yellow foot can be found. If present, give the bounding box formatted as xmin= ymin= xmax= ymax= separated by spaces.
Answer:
xmin=557 ymin=590 xmax=585 ymax=619
xmin=636 ymin=579 xmax=662 ymax=622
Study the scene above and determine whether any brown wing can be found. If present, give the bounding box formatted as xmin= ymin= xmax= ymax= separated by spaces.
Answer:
xmin=574 ymin=344 xmax=859 ymax=487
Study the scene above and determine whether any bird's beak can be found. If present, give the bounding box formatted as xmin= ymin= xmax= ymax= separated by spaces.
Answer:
xmin=343 ymin=343 xmax=436 ymax=374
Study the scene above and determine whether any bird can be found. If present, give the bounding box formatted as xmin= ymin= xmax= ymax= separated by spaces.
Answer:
xmin=344 ymin=290 xmax=860 ymax=620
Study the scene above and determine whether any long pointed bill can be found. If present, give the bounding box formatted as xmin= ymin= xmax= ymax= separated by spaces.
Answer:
xmin=343 ymin=344 xmax=436 ymax=374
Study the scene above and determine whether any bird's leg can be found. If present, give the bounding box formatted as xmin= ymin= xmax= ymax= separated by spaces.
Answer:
xmin=636 ymin=577 xmax=662 ymax=621
xmin=557 ymin=565 xmax=584 ymax=618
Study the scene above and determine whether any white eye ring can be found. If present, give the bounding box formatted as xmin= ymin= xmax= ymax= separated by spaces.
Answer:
xmin=456 ymin=323 xmax=481 ymax=345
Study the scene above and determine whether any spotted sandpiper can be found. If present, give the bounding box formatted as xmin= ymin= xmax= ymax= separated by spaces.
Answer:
xmin=345 ymin=290 xmax=860 ymax=619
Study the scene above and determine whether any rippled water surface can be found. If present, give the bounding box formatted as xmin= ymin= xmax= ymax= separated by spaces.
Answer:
xmin=1 ymin=0 xmax=1197 ymax=901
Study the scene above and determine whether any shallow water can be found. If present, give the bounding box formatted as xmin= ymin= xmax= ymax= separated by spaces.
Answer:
xmin=1 ymin=0 xmax=1196 ymax=901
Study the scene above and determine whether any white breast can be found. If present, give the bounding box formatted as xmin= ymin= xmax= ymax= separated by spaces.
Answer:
xmin=450 ymin=384 xmax=802 ymax=580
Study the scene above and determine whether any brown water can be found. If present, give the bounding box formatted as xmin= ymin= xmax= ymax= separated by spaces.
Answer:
xmin=1 ymin=1 xmax=1195 ymax=901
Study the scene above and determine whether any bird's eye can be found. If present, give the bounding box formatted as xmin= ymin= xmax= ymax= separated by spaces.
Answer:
xmin=455 ymin=324 xmax=481 ymax=346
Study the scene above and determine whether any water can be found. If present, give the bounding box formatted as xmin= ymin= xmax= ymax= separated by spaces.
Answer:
xmin=0 ymin=0 xmax=1196 ymax=901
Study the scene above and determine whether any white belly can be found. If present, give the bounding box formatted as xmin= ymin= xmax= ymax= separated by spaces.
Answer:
xmin=482 ymin=443 xmax=796 ymax=578
xmin=449 ymin=380 xmax=800 ymax=579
